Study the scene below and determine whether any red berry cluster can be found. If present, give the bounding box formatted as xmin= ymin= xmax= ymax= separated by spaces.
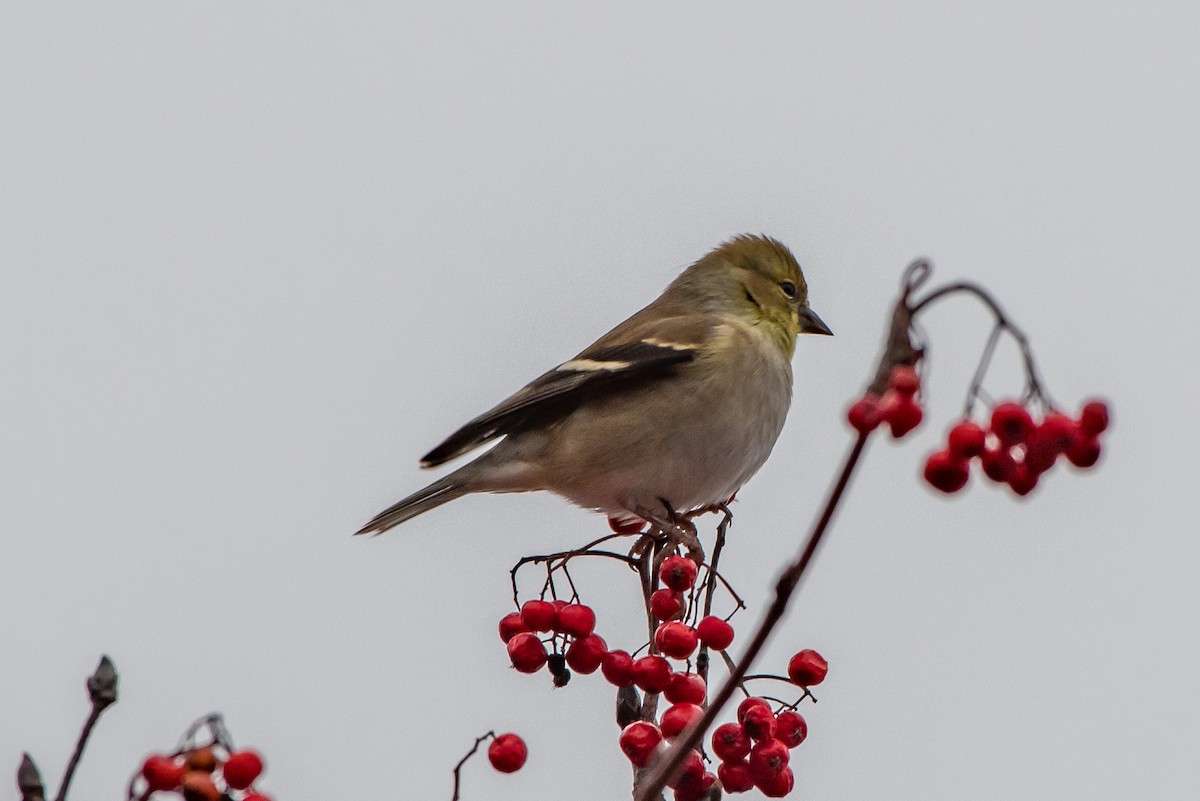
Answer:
xmin=486 ymin=733 xmax=528 ymax=773
xmin=923 ymin=399 xmax=1110 ymax=496
xmin=500 ymin=556 xmax=735 ymax=690
xmin=619 ymin=648 xmax=827 ymax=800
xmin=138 ymin=746 xmax=269 ymax=801
xmin=846 ymin=365 xmax=924 ymax=438
xmin=501 ymin=598 xmax=609 ymax=683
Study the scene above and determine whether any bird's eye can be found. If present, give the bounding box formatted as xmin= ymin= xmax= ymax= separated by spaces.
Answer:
xmin=779 ymin=281 xmax=798 ymax=299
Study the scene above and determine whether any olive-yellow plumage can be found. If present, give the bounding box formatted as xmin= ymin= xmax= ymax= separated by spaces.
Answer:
xmin=356 ymin=234 xmax=830 ymax=535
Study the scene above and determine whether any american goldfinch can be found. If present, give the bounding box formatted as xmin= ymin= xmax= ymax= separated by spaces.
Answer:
xmin=356 ymin=234 xmax=830 ymax=536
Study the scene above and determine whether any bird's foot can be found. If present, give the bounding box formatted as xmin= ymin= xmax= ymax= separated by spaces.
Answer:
xmin=635 ymin=503 xmax=705 ymax=569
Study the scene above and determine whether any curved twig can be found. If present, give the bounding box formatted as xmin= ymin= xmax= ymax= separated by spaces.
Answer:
xmin=450 ymin=731 xmax=495 ymax=801
xmin=911 ymin=281 xmax=1057 ymax=410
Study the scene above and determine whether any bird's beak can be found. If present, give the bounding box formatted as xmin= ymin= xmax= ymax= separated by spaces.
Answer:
xmin=798 ymin=306 xmax=833 ymax=336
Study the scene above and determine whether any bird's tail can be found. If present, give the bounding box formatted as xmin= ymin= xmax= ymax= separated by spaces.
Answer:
xmin=354 ymin=472 xmax=471 ymax=536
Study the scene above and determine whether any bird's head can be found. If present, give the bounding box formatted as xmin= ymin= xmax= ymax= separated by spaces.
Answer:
xmin=672 ymin=234 xmax=831 ymax=357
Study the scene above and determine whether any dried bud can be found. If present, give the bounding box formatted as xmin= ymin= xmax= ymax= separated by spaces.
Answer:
xmin=87 ymin=655 xmax=118 ymax=709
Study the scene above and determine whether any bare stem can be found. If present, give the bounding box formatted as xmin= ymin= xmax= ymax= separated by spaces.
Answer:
xmin=511 ymin=547 xmax=639 ymax=606
xmin=54 ymin=708 xmax=102 ymax=801
xmin=451 ymin=731 xmax=495 ymax=801
xmin=697 ymin=506 xmax=732 ymax=688
xmin=639 ymin=538 xmax=665 ymax=724
xmin=963 ymin=323 xmax=1004 ymax=417
xmin=55 ymin=656 xmax=118 ymax=801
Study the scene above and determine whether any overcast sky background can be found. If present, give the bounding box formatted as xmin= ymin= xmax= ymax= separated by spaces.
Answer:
xmin=3 ymin=3 xmax=1198 ymax=800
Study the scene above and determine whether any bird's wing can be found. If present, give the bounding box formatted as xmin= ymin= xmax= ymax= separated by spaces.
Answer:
xmin=419 ymin=311 xmax=710 ymax=467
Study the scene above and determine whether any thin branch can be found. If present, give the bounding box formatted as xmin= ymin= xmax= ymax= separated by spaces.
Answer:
xmin=697 ymin=506 xmax=733 ymax=688
xmin=758 ymin=692 xmax=814 ymax=711
xmin=963 ymin=323 xmax=1004 ymax=418
xmin=451 ymin=731 xmax=495 ymax=801
xmin=511 ymin=548 xmax=639 ymax=606
xmin=739 ymin=673 xmax=797 ymax=684
xmin=910 ymin=280 xmax=1057 ymax=410
xmin=639 ymin=538 xmax=665 ymax=724
xmin=55 ymin=656 xmax=118 ymax=801
xmin=176 ymin=713 xmax=234 ymax=752
xmin=717 ymin=650 xmax=750 ymax=698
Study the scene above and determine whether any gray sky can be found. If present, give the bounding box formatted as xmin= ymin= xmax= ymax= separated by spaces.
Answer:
xmin=3 ymin=3 xmax=1198 ymax=800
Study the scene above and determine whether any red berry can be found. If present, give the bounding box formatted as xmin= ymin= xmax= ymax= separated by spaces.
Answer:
xmin=650 ymin=589 xmax=685 ymax=621
xmin=695 ymin=616 xmax=734 ymax=650
xmin=141 ymin=755 xmax=186 ymax=792
xmin=741 ymin=704 xmax=777 ymax=742
xmin=879 ymin=390 xmax=923 ymax=438
xmin=184 ymin=747 xmax=217 ymax=773
xmin=888 ymin=364 xmax=920 ymax=396
xmin=666 ymin=750 xmax=705 ymax=790
xmin=1025 ymin=412 xmax=1077 ymax=474
xmin=748 ymin=738 xmax=790 ymax=781
xmin=718 ymin=759 xmax=755 ymax=793
xmin=775 ymin=711 xmax=808 ymax=748
xmin=755 ymin=765 xmax=795 ymax=798
xmin=736 ymin=696 xmax=771 ymax=724
xmin=947 ymin=420 xmax=987 ymax=459
xmin=1065 ymin=435 xmax=1102 ymax=468
xmin=222 ymin=750 xmax=264 ymax=791
xmin=498 ymin=612 xmax=529 ymax=643
xmin=1023 ymin=439 xmax=1058 ymax=476
xmin=619 ymin=722 xmax=663 ymax=767
xmin=991 ymin=401 xmax=1034 ymax=446
xmin=243 ymin=795 xmax=273 ymax=801
xmin=788 ymin=649 xmax=828 ymax=686
xmin=602 ymin=650 xmax=636 ymax=687
xmin=487 ymin=733 xmax=527 ymax=773
xmin=981 ymin=446 xmax=1016 ymax=482
xmin=674 ymin=770 xmax=717 ymax=801
xmin=1079 ymin=400 xmax=1110 ymax=436
xmin=923 ymin=449 xmax=970 ymax=494
xmin=566 ymin=634 xmax=608 ymax=674
xmin=1007 ymin=461 xmax=1039 ymax=496
xmin=711 ymin=722 xmax=752 ymax=762
xmin=506 ymin=632 xmax=548 ymax=673
xmin=519 ymin=600 xmax=557 ymax=633
xmin=609 ymin=515 xmax=647 ymax=535
xmin=1038 ymin=411 xmax=1080 ymax=454
xmin=556 ymin=604 xmax=596 ymax=638
xmin=846 ymin=393 xmax=881 ymax=433
xmin=632 ymin=655 xmax=673 ymax=693
xmin=664 ymin=672 xmax=707 ymax=705
xmin=659 ymin=555 xmax=699 ymax=592
xmin=660 ymin=702 xmax=705 ymax=738
xmin=655 ymin=622 xmax=699 ymax=659
xmin=181 ymin=771 xmax=220 ymax=801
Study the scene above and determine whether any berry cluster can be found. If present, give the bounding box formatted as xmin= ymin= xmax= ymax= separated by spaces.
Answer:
xmin=500 ymin=555 xmax=735 ymax=691
xmin=846 ymin=365 xmax=923 ymax=438
xmin=137 ymin=747 xmax=268 ymax=801
xmin=504 ymin=550 xmax=827 ymax=800
xmin=847 ymin=363 xmax=1110 ymax=498
xmin=619 ymin=650 xmax=826 ymax=800
xmin=923 ymin=399 xmax=1110 ymax=496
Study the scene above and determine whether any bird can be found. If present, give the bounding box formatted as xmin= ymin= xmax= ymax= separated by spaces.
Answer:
xmin=356 ymin=234 xmax=831 ymax=537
